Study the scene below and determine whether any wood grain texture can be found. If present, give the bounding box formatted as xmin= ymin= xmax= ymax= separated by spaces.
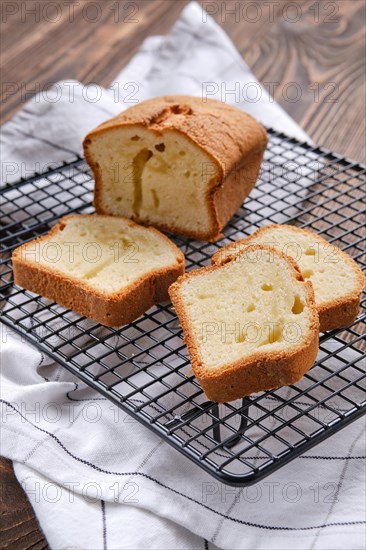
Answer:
xmin=1 ymin=0 xmax=365 ymax=160
xmin=0 ymin=459 xmax=48 ymax=549
xmin=237 ymin=0 xmax=366 ymax=162
xmin=0 ymin=0 xmax=188 ymax=122
xmin=0 ymin=0 xmax=365 ymax=548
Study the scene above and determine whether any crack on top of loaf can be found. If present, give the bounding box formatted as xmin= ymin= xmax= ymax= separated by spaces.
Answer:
xmin=149 ymin=105 xmax=193 ymax=126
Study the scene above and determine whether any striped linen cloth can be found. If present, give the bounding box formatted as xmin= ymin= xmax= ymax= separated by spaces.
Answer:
xmin=1 ymin=3 xmax=365 ymax=549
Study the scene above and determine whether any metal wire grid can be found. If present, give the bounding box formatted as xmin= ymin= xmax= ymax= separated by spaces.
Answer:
xmin=1 ymin=128 xmax=365 ymax=486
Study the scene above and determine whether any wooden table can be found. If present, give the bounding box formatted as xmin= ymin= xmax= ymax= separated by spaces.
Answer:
xmin=1 ymin=1 xmax=365 ymax=547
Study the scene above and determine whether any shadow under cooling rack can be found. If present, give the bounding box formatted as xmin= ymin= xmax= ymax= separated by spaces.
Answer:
xmin=1 ymin=128 xmax=365 ymax=485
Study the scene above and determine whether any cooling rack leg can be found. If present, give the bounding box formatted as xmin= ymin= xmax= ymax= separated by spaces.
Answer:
xmin=211 ymin=398 xmax=251 ymax=449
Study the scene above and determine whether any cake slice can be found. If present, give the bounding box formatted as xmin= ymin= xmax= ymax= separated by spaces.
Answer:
xmin=83 ymin=95 xmax=267 ymax=241
xmin=12 ymin=214 xmax=185 ymax=327
xmin=169 ymin=245 xmax=319 ymax=402
xmin=212 ymin=224 xmax=365 ymax=332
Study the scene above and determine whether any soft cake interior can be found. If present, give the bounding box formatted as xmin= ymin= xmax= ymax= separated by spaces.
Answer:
xmin=88 ymin=126 xmax=221 ymax=236
xmin=20 ymin=216 xmax=178 ymax=294
xmin=236 ymin=229 xmax=359 ymax=303
xmin=178 ymin=253 xmax=312 ymax=369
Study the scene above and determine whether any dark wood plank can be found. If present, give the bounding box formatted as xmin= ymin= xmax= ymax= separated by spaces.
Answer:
xmin=1 ymin=0 xmax=365 ymax=161
xmin=0 ymin=1 xmax=365 ymax=548
xmin=238 ymin=0 xmax=366 ymax=162
xmin=0 ymin=0 xmax=190 ymax=123
xmin=0 ymin=459 xmax=48 ymax=549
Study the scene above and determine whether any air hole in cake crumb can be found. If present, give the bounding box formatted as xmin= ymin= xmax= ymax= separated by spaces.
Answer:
xmin=305 ymin=248 xmax=316 ymax=256
xmin=151 ymin=189 xmax=159 ymax=208
xmin=171 ymin=104 xmax=193 ymax=115
xmin=131 ymin=136 xmax=141 ymax=141
xmin=261 ymin=283 xmax=273 ymax=291
xmin=132 ymin=148 xmax=153 ymax=215
xmin=154 ymin=143 xmax=165 ymax=152
xmin=302 ymin=269 xmax=314 ymax=279
xmin=184 ymin=171 xmax=190 ymax=178
xmin=269 ymin=325 xmax=282 ymax=344
xmin=116 ymin=197 xmax=122 ymax=202
xmin=261 ymin=325 xmax=282 ymax=346
xmin=179 ymin=151 xmax=186 ymax=156
xmin=247 ymin=303 xmax=255 ymax=312
xmin=292 ymin=295 xmax=304 ymax=314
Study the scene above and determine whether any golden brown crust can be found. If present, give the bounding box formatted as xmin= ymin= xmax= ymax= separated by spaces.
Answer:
xmin=83 ymin=96 xmax=268 ymax=241
xmin=12 ymin=214 xmax=185 ymax=327
xmin=169 ymin=245 xmax=319 ymax=403
xmin=213 ymin=148 xmax=265 ymax=234
xmin=212 ymin=224 xmax=365 ymax=332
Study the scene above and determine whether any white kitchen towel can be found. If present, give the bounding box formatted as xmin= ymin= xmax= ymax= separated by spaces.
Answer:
xmin=1 ymin=3 xmax=365 ymax=550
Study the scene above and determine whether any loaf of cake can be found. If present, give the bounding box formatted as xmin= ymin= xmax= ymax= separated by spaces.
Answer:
xmin=12 ymin=214 xmax=185 ymax=327
xmin=169 ymin=245 xmax=319 ymax=402
xmin=83 ymin=96 xmax=268 ymax=241
xmin=212 ymin=224 xmax=365 ymax=332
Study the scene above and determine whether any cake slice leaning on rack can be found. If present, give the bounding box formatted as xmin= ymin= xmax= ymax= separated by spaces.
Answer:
xmin=212 ymin=224 xmax=365 ymax=332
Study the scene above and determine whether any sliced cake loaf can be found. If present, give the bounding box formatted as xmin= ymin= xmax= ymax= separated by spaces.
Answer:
xmin=83 ymin=95 xmax=267 ymax=241
xmin=169 ymin=245 xmax=319 ymax=402
xmin=212 ymin=224 xmax=365 ymax=332
xmin=12 ymin=214 xmax=185 ymax=327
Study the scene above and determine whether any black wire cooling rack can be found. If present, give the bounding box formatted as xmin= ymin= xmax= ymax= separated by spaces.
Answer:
xmin=1 ymin=128 xmax=365 ymax=486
